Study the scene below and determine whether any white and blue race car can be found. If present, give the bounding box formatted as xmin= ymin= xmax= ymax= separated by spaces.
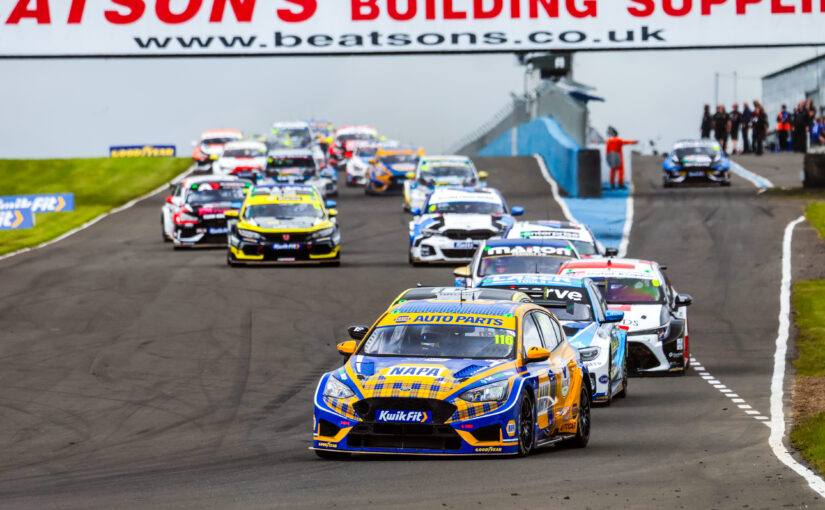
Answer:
xmin=506 ymin=220 xmax=614 ymax=257
xmin=478 ymin=274 xmax=628 ymax=404
xmin=408 ymin=188 xmax=523 ymax=265
xmin=403 ymin=156 xmax=488 ymax=212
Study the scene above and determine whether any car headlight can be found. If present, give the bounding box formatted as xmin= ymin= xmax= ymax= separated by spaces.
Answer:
xmin=459 ymin=380 xmax=509 ymax=403
xmin=421 ymin=226 xmax=441 ymax=236
xmin=323 ymin=376 xmax=355 ymax=399
xmin=578 ymin=346 xmax=601 ymax=362
xmin=238 ymin=228 xmax=264 ymax=241
xmin=634 ymin=324 xmax=670 ymax=341
xmin=311 ymin=227 xmax=335 ymax=239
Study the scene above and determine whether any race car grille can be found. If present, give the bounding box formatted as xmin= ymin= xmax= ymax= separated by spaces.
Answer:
xmin=628 ymin=342 xmax=660 ymax=371
xmin=262 ymin=232 xmax=310 ymax=244
xmin=318 ymin=419 xmax=341 ymax=437
xmin=441 ymin=230 xmax=497 ymax=241
xmin=441 ymin=249 xmax=477 ymax=259
xmin=347 ymin=422 xmax=462 ymax=451
xmin=352 ymin=398 xmax=457 ymax=424
xmin=469 ymin=424 xmax=501 ymax=443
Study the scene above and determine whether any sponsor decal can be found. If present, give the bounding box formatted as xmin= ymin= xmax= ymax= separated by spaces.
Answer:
xmin=598 ymin=375 xmax=609 ymax=384
xmin=376 ymin=410 xmax=432 ymax=423
xmin=316 ymin=442 xmax=338 ymax=448
xmin=0 ymin=208 xmax=34 ymax=230
xmin=272 ymin=243 xmax=301 ymax=250
xmin=474 ymin=447 xmax=503 ymax=453
xmin=542 ymin=287 xmax=584 ymax=302
xmin=0 ymin=194 xmax=75 ymax=213
xmin=394 ymin=315 xmax=411 ymax=324
xmin=409 ymin=314 xmax=504 ymax=326
xmin=560 ymin=423 xmax=577 ymax=434
xmin=109 ymin=145 xmax=176 ymax=158
xmin=486 ymin=245 xmax=573 ymax=257
xmin=560 ymin=365 xmax=570 ymax=398
xmin=506 ymin=421 xmax=516 ymax=436
xmin=386 ymin=365 xmax=449 ymax=378
xmin=521 ymin=230 xmax=582 ymax=240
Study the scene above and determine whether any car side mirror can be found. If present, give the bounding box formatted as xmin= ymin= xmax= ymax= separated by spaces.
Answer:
xmin=454 ymin=266 xmax=471 ymax=278
xmin=675 ymin=294 xmax=693 ymax=307
xmin=337 ymin=341 xmax=357 ymax=356
xmin=604 ymin=248 xmax=619 ymax=257
xmin=328 ymin=208 xmax=338 ymax=218
xmin=348 ymin=325 xmax=369 ymax=340
xmin=604 ymin=310 xmax=624 ymax=323
xmin=478 ymin=170 xmax=489 ymax=179
xmin=511 ymin=206 xmax=525 ymax=217
xmin=526 ymin=346 xmax=551 ymax=363
xmin=406 ymin=172 xmax=416 ymax=180
xmin=325 ymin=200 xmax=337 ymax=209
xmin=370 ymin=159 xmax=377 ymax=165
xmin=410 ymin=207 xmax=421 ymax=216
xmin=659 ymin=265 xmax=668 ymax=271
xmin=165 ymin=196 xmax=174 ymax=204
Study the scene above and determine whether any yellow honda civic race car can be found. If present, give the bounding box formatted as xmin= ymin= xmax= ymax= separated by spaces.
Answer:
xmin=225 ymin=183 xmax=340 ymax=266
xmin=312 ymin=299 xmax=592 ymax=458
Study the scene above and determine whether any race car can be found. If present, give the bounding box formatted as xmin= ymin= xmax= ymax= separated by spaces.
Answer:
xmin=271 ymin=121 xmax=315 ymax=149
xmin=365 ymin=146 xmax=426 ymax=196
xmin=663 ymin=139 xmax=731 ymax=187
xmin=345 ymin=143 xmax=379 ymax=187
xmin=454 ymin=238 xmax=580 ymax=288
xmin=478 ymin=274 xmax=628 ymax=404
xmin=409 ymin=188 xmax=524 ymax=265
xmin=403 ymin=156 xmax=489 ymax=212
xmin=212 ymin=140 xmax=268 ymax=181
xmin=330 ymin=125 xmax=378 ymax=168
xmin=506 ymin=221 xmax=614 ymax=257
xmin=559 ymin=258 xmax=693 ymax=375
xmin=312 ymin=299 xmax=592 ymax=457
xmin=161 ymin=175 xmax=250 ymax=248
xmin=264 ymin=148 xmax=337 ymax=198
xmin=225 ymin=183 xmax=340 ymax=266
xmin=191 ymin=129 xmax=243 ymax=172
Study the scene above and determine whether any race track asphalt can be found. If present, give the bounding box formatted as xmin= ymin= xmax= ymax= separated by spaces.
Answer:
xmin=0 ymin=155 xmax=822 ymax=509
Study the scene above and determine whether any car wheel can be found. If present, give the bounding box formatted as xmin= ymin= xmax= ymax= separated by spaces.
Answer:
xmin=161 ymin=215 xmax=171 ymax=242
xmin=517 ymin=392 xmax=535 ymax=457
xmin=227 ymin=251 xmax=240 ymax=267
xmin=563 ymin=385 xmax=591 ymax=448
xmin=721 ymin=180 xmax=732 ymax=187
xmin=314 ymin=449 xmax=351 ymax=460
xmin=616 ymin=355 xmax=628 ymax=398
xmin=663 ymin=180 xmax=672 ymax=188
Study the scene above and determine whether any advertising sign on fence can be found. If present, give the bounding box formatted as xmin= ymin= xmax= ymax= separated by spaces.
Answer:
xmin=1 ymin=1 xmax=823 ymax=58
xmin=0 ymin=209 xmax=35 ymax=230
xmin=110 ymin=145 xmax=177 ymax=158
xmin=0 ymin=194 xmax=75 ymax=214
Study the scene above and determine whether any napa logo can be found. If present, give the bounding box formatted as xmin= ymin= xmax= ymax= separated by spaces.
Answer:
xmin=376 ymin=410 xmax=432 ymax=423
xmin=384 ymin=365 xmax=449 ymax=378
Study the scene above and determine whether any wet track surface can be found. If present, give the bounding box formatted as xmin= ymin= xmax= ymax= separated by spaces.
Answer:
xmin=0 ymin=156 xmax=822 ymax=509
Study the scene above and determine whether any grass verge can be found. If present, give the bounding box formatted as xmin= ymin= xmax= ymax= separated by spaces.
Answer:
xmin=792 ymin=413 xmax=825 ymax=475
xmin=807 ymin=201 xmax=825 ymax=238
xmin=0 ymin=158 xmax=190 ymax=256
xmin=792 ymin=280 xmax=825 ymax=377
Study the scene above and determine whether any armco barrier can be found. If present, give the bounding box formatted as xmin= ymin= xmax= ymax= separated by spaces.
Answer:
xmin=478 ymin=117 xmax=600 ymax=197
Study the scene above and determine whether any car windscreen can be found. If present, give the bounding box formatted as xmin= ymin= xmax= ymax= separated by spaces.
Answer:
xmin=479 ymin=256 xmax=570 ymax=276
xmin=268 ymin=158 xmax=316 ymax=169
xmin=422 ymin=165 xmax=474 ymax=180
xmin=380 ymin=155 xmax=420 ymax=165
xmin=673 ymin=146 xmax=716 ymax=158
xmin=186 ymin=185 xmax=247 ymax=205
xmin=357 ymin=148 xmax=377 ymax=159
xmin=589 ymin=277 xmax=665 ymax=304
xmin=274 ymin=129 xmax=312 ymax=146
xmin=570 ymin=240 xmax=597 ymax=256
xmin=428 ymin=201 xmax=504 ymax=215
xmin=361 ymin=324 xmax=516 ymax=359
xmin=202 ymin=137 xmax=239 ymax=145
xmin=244 ymin=202 xmax=323 ymax=220
xmin=339 ymin=133 xmax=374 ymax=144
xmin=222 ymin=149 xmax=264 ymax=158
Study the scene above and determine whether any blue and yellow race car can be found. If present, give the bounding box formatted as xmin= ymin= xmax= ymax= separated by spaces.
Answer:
xmin=312 ymin=299 xmax=592 ymax=457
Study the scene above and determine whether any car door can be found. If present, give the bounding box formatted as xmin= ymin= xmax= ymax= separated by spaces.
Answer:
xmin=163 ymin=183 xmax=183 ymax=236
xmin=536 ymin=311 xmax=580 ymax=433
xmin=521 ymin=312 xmax=554 ymax=435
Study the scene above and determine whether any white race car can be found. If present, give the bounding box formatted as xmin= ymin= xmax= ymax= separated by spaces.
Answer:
xmin=506 ymin=220 xmax=613 ymax=257
xmin=559 ymin=258 xmax=693 ymax=375
xmin=191 ymin=129 xmax=243 ymax=172
xmin=345 ymin=143 xmax=378 ymax=186
xmin=212 ymin=140 xmax=267 ymax=180
xmin=408 ymin=188 xmax=523 ymax=265
xmin=265 ymin=148 xmax=337 ymax=198
xmin=403 ymin=156 xmax=488 ymax=212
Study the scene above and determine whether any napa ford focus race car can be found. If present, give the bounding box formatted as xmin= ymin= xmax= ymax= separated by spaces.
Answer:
xmin=559 ymin=259 xmax=693 ymax=374
xmin=506 ymin=221 xmax=613 ymax=257
xmin=265 ymin=149 xmax=337 ymax=198
xmin=409 ymin=188 xmax=524 ymax=265
xmin=225 ymin=184 xmax=340 ymax=266
xmin=365 ymin=146 xmax=426 ymax=196
xmin=191 ymin=129 xmax=243 ymax=172
xmin=161 ymin=175 xmax=250 ymax=248
xmin=403 ymin=156 xmax=488 ymax=212
xmin=478 ymin=274 xmax=628 ymax=404
xmin=212 ymin=141 xmax=268 ymax=180
xmin=663 ymin=139 xmax=731 ymax=187
xmin=454 ymin=238 xmax=580 ymax=288
xmin=312 ymin=300 xmax=591 ymax=457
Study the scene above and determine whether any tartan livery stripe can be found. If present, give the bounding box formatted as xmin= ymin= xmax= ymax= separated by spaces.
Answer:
xmin=449 ymin=400 xmax=503 ymax=422
xmin=323 ymin=396 xmax=359 ymax=420
xmin=360 ymin=376 xmax=459 ymax=399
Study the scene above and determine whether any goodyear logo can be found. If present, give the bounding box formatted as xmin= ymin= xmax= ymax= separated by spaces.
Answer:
xmin=109 ymin=145 xmax=176 ymax=158
xmin=474 ymin=447 xmax=503 ymax=453
xmin=376 ymin=410 xmax=432 ymax=423
xmin=386 ymin=365 xmax=449 ymax=378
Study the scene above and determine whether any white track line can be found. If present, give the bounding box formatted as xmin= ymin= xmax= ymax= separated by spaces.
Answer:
xmin=769 ymin=216 xmax=825 ymax=497
xmin=690 ymin=356 xmax=771 ymax=425
xmin=730 ymin=161 xmax=775 ymax=189
xmin=0 ymin=166 xmax=193 ymax=262
xmin=532 ymin=154 xmax=578 ymax=224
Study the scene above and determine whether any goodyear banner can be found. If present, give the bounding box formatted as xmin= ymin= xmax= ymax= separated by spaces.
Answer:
xmin=110 ymin=145 xmax=177 ymax=158
xmin=0 ymin=194 xmax=75 ymax=213
xmin=0 ymin=209 xmax=35 ymax=230
xmin=0 ymin=1 xmax=823 ymax=57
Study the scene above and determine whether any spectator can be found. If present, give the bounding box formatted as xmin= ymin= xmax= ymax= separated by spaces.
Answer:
xmin=753 ymin=104 xmax=768 ymax=156
xmin=793 ymin=102 xmax=810 ymax=153
xmin=713 ymin=105 xmax=730 ymax=153
xmin=820 ymin=117 xmax=825 ymax=146
xmin=729 ymin=103 xmax=742 ymax=155
xmin=605 ymin=127 xmax=638 ymax=190
xmin=777 ymin=105 xmax=790 ymax=152
xmin=741 ymin=102 xmax=753 ymax=154
xmin=701 ymin=105 xmax=713 ymax=139
xmin=810 ymin=116 xmax=824 ymax=148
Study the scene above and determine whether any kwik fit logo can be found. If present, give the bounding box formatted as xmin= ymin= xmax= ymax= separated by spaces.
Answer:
xmin=376 ymin=410 xmax=431 ymax=423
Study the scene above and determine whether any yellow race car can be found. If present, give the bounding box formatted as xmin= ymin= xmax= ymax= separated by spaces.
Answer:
xmin=312 ymin=299 xmax=592 ymax=457
xmin=365 ymin=146 xmax=426 ymax=195
xmin=225 ymin=183 xmax=340 ymax=266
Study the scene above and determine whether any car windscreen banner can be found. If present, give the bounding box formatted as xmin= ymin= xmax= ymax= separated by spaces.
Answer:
xmin=1 ymin=1 xmax=823 ymax=57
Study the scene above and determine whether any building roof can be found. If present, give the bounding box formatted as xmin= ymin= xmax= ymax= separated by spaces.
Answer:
xmin=763 ymin=54 xmax=825 ymax=80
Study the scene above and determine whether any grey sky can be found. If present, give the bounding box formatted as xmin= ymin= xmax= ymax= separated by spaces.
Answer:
xmin=0 ymin=47 xmax=818 ymax=159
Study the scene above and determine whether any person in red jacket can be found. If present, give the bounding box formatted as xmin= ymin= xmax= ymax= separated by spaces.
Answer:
xmin=605 ymin=127 xmax=638 ymax=189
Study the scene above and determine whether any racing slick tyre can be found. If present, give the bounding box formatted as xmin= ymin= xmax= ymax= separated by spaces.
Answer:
xmin=616 ymin=356 xmax=628 ymax=399
xmin=562 ymin=386 xmax=591 ymax=449
xmin=314 ymin=449 xmax=351 ymax=460
xmin=408 ymin=251 xmax=423 ymax=267
xmin=226 ymin=251 xmax=242 ymax=267
xmin=516 ymin=392 xmax=535 ymax=457
xmin=721 ymin=180 xmax=732 ymax=187
xmin=161 ymin=216 xmax=171 ymax=242
xmin=663 ymin=180 xmax=673 ymax=188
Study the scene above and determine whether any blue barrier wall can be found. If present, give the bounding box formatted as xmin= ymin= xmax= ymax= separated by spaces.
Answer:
xmin=478 ymin=117 xmax=581 ymax=196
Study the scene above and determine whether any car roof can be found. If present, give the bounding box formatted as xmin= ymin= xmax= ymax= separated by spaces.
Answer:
xmin=272 ymin=121 xmax=310 ymax=129
xmin=508 ymin=221 xmax=595 ymax=242
xmin=182 ymin=175 xmax=243 ymax=185
xmin=337 ymin=125 xmax=377 ymax=134
xmin=245 ymin=193 xmax=321 ymax=206
xmin=673 ymin=139 xmax=721 ymax=149
xmin=223 ymin=141 xmax=266 ymax=150
xmin=394 ymin=287 xmax=532 ymax=304
xmin=485 ymin=238 xmax=572 ymax=248
xmin=248 ymin=183 xmax=320 ymax=198
xmin=390 ymin=299 xmax=524 ymax=317
xmin=478 ymin=274 xmax=586 ymax=289
xmin=429 ymin=188 xmax=502 ymax=204
xmin=559 ymin=258 xmax=661 ymax=277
